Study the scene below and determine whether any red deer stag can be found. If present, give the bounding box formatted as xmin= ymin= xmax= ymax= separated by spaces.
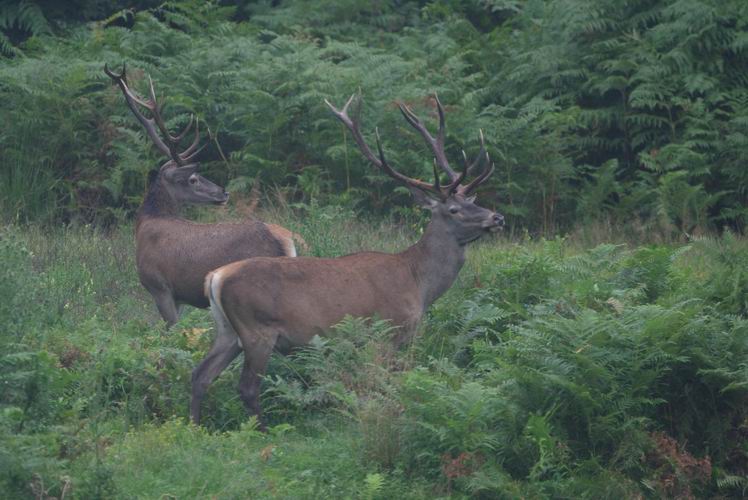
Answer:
xmin=105 ymin=65 xmax=299 ymax=326
xmin=190 ymin=94 xmax=503 ymax=425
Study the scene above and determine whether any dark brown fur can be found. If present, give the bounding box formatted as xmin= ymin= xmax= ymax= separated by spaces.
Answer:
xmin=136 ymin=216 xmax=292 ymax=312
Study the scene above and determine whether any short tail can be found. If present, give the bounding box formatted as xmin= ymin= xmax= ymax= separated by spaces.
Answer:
xmin=204 ymin=270 xmax=240 ymax=345
xmin=265 ymin=223 xmax=304 ymax=257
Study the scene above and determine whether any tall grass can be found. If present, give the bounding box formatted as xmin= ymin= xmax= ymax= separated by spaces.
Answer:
xmin=1 ymin=205 xmax=747 ymax=498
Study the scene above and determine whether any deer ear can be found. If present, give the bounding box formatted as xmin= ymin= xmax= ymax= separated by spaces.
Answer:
xmin=163 ymin=163 xmax=198 ymax=182
xmin=409 ymin=187 xmax=439 ymax=210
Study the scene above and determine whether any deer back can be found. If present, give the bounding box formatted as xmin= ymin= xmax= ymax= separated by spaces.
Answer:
xmin=209 ymin=252 xmax=420 ymax=348
xmin=137 ymin=217 xmax=295 ymax=309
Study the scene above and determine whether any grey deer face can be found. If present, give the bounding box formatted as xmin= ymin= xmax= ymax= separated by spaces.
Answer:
xmin=413 ymin=189 xmax=504 ymax=245
xmin=161 ymin=163 xmax=229 ymax=205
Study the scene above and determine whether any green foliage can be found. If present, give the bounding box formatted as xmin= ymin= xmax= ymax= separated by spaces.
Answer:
xmin=495 ymin=0 xmax=748 ymax=232
xmin=0 ymin=0 xmax=49 ymax=56
xmin=264 ymin=316 xmax=401 ymax=419
xmin=4 ymin=0 xmax=746 ymax=234
xmin=3 ymin=216 xmax=748 ymax=497
xmin=0 ymin=227 xmax=39 ymax=335
xmin=102 ymin=417 xmax=420 ymax=499
xmin=671 ymin=231 xmax=748 ymax=315
xmin=0 ymin=407 xmax=68 ymax=499
xmin=396 ymin=235 xmax=747 ymax=497
xmin=4 ymin=0 xmax=748 ymax=497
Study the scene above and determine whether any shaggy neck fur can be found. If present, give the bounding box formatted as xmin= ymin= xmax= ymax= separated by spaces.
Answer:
xmin=137 ymin=172 xmax=180 ymax=221
xmin=403 ymin=215 xmax=467 ymax=309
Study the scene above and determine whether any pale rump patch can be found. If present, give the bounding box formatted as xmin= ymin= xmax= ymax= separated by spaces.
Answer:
xmin=206 ymin=268 xmax=240 ymax=344
xmin=285 ymin=240 xmax=297 ymax=257
xmin=265 ymin=223 xmax=303 ymax=257
xmin=203 ymin=271 xmax=215 ymax=299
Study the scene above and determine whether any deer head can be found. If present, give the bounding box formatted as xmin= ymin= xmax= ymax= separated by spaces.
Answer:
xmin=105 ymin=64 xmax=228 ymax=206
xmin=325 ymin=94 xmax=503 ymax=245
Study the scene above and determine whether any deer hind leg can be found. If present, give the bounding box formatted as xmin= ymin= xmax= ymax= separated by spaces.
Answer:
xmin=190 ymin=270 xmax=243 ymax=424
xmin=190 ymin=325 xmax=242 ymax=425
xmin=237 ymin=331 xmax=278 ymax=430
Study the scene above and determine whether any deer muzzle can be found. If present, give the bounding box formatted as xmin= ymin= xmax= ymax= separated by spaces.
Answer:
xmin=216 ymin=192 xmax=230 ymax=205
xmin=484 ymin=213 xmax=505 ymax=232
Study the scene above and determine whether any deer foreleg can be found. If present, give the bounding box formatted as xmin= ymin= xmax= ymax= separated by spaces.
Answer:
xmin=152 ymin=289 xmax=180 ymax=327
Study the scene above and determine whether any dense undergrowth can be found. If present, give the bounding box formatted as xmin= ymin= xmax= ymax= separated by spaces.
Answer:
xmin=1 ymin=203 xmax=747 ymax=498
xmin=2 ymin=0 xmax=748 ymax=235
xmin=2 ymin=1 xmax=748 ymax=498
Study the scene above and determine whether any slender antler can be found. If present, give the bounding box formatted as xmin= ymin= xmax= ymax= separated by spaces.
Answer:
xmin=456 ymin=130 xmax=494 ymax=196
xmin=104 ymin=63 xmax=202 ymax=167
xmin=397 ymin=95 xmax=455 ymax=180
xmin=325 ymin=94 xmax=441 ymax=195
xmin=459 ymin=156 xmax=495 ymax=196
xmin=325 ymin=94 xmax=494 ymax=199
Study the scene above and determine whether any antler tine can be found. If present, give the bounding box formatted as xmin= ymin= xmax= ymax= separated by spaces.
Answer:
xmin=326 ymin=94 xmax=442 ymax=195
xmin=397 ymin=95 xmax=457 ymax=181
xmin=444 ymin=152 xmax=469 ymax=194
xmin=324 ymin=94 xmax=357 ymax=128
xmin=459 ymin=152 xmax=495 ymax=195
xmin=432 ymin=160 xmax=441 ymax=193
xmin=170 ymin=114 xmax=202 ymax=163
xmin=146 ymin=76 xmax=188 ymax=166
xmin=374 ymin=129 xmax=437 ymax=193
xmin=105 ymin=63 xmax=172 ymax=158
xmin=143 ymin=74 xmax=205 ymax=167
xmin=105 ymin=63 xmax=153 ymax=111
xmin=464 ymin=129 xmax=488 ymax=175
xmin=325 ymin=94 xmax=380 ymax=168
xmin=173 ymin=114 xmax=195 ymax=143
xmin=180 ymin=118 xmax=204 ymax=162
xmin=104 ymin=62 xmax=125 ymax=84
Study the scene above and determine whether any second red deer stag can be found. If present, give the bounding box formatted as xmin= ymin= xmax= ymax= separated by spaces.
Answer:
xmin=190 ymin=94 xmax=503 ymax=425
xmin=105 ymin=65 xmax=299 ymax=326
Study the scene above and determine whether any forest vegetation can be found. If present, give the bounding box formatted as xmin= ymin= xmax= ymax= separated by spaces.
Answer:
xmin=1 ymin=0 xmax=747 ymax=498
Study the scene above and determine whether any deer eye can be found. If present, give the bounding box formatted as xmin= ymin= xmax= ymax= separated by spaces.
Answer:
xmin=449 ymin=206 xmax=459 ymax=214
xmin=189 ymin=176 xmax=198 ymax=185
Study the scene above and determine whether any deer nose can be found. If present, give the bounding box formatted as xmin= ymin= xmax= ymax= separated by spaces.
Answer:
xmin=493 ymin=213 xmax=505 ymax=226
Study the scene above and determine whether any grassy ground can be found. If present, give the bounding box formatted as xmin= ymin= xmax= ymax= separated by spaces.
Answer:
xmin=1 ymin=203 xmax=747 ymax=498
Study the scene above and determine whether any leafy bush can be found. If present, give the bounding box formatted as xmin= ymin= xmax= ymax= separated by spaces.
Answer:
xmin=395 ymin=233 xmax=748 ymax=496
xmin=3 ymin=1 xmax=748 ymax=495
xmin=2 ymin=220 xmax=748 ymax=497
xmin=0 ymin=227 xmax=40 ymax=335
xmin=3 ymin=0 xmax=747 ymax=234
xmin=264 ymin=316 xmax=402 ymax=420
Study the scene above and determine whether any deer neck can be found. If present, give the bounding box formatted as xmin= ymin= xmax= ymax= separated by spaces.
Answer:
xmin=404 ymin=216 xmax=466 ymax=309
xmin=136 ymin=175 xmax=180 ymax=227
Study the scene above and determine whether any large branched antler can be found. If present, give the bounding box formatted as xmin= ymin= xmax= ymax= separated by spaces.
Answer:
xmin=325 ymin=94 xmax=494 ymax=199
xmin=104 ymin=63 xmax=202 ymax=167
xmin=324 ymin=94 xmax=441 ymax=195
